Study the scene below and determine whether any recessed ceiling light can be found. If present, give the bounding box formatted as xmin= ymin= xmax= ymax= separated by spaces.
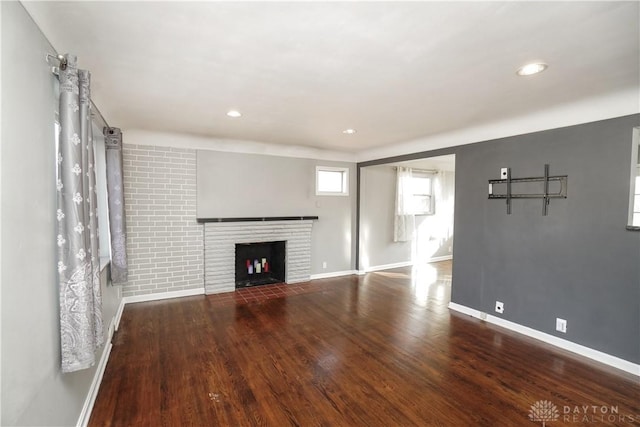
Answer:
xmin=516 ymin=62 xmax=548 ymax=76
xmin=342 ymin=128 xmax=357 ymax=135
xmin=227 ymin=110 xmax=242 ymax=118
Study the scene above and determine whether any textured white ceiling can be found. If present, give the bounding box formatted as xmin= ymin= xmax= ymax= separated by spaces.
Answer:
xmin=23 ymin=1 xmax=640 ymax=156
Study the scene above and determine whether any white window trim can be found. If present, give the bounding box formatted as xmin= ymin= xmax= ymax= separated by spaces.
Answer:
xmin=92 ymin=122 xmax=112 ymax=261
xmin=316 ymin=166 xmax=349 ymax=196
xmin=632 ymin=164 xmax=640 ymax=226
xmin=411 ymin=170 xmax=436 ymax=215
xmin=628 ymin=127 xmax=640 ymax=227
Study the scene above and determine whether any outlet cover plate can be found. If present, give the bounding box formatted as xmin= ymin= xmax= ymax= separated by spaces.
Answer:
xmin=495 ymin=301 xmax=504 ymax=314
xmin=556 ymin=318 xmax=567 ymax=333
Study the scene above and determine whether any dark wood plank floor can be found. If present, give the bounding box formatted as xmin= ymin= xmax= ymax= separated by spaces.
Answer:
xmin=90 ymin=261 xmax=640 ymax=426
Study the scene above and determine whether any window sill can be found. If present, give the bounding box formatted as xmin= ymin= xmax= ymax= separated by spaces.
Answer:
xmin=316 ymin=192 xmax=349 ymax=197
xmin=626 ymin=225 xmax=640 ymax=231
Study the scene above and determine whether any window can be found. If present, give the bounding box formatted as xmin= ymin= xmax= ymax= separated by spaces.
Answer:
xmin=633 ymin=167 xmax=640 ymax=226
xmin=316 ymin=166 xmax=349 ymax=196
xmin=92 ymin=120 xmax=112 ymax=262
xmin=409 ymin=170 xmax=435 ymax=215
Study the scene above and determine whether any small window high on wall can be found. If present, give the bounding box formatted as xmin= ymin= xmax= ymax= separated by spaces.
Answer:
xmin=316 ymin=166 xmax=349 ymax=196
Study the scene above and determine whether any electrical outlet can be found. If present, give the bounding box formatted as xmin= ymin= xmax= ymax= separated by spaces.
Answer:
xmin=322 ymin=261 xmax=327 ymax=269
xmin=500 ymin=167 xmax=508 ymax=179
xmin=495 ymin=301 xmax=504 ymax=314
xmin=556 ymin=318 xmax=567 ymax=333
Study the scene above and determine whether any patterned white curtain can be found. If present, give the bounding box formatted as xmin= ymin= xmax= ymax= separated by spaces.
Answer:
xmin=104 ymin=127 xmax=128 ymax=283
xmin=56 ymin=54 xmax=103 ymax=372
xmin=394 ymin=167 xmax=415 ymax=242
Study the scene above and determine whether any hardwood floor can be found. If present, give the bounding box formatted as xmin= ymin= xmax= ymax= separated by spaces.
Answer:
xmin=90 ymin=261 xmax=639 ymax=426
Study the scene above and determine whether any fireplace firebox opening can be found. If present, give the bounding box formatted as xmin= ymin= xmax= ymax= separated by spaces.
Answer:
xmin=235 ymin=241 xmax=286 ymax=288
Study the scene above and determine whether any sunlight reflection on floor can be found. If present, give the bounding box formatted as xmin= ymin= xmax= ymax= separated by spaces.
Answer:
xmin=374 ymin=271 xmax=410 ymax=279
xmin=371 ymin=262 xmax=451 ymax=308
xmin=411 ymin=263 xmax=448 ymax=307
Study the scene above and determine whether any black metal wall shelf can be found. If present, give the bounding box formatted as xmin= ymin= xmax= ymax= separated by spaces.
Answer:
xmin=488 ymin=164 xmax=567 ymax=215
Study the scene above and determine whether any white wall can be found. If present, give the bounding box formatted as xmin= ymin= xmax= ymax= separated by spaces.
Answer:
xmin=1 ymin=3 xmax=120 ymax=425
xmin=197 ymin=150 xmax=357 ymax=274
xmin=359 ymin=164 xmax=454 ymax=270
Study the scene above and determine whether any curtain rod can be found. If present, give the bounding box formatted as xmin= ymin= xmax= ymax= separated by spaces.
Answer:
xmin=47 ymin=53 xmax=111 ymax=129
xmin=392 ymin=166 xmax=437 ymax=173
xmin=46 ymin=53 xmax=67 ymax=70
xmin=91 ymin=102 xmax=110 ymax=129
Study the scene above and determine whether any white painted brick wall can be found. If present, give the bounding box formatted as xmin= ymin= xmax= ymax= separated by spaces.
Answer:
xmin=122 ymin=144 xmax=203 ymax=297
xmin=204 ymin=221 xmax=313 ymax=294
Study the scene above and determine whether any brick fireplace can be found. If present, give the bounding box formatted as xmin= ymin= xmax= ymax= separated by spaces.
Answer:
xmin=200 ymin=217 xmax=316 ymax=294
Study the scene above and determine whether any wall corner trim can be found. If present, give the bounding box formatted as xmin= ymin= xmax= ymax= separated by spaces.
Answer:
xmin=76 ymin=318 xmax=116 ymax=427
xmin=114 ymin=298 xmax=125 ymax=332
xmin=448 ymin=302 xmax=640 ymax=377
xmin=122 ymin=288 xmax=205 ymax=305
xmin=310 ymin=270 xmax=357 ymax=280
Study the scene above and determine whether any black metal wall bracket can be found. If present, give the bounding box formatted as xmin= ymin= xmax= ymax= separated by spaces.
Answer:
xmin=488 ymin=164 xmax=567 ymax=215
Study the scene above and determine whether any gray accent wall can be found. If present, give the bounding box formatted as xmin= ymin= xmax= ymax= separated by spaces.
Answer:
xmin=451 ymin=114 xmax=640 ymax=364
xmin=197 ymin=150 xmax=357 ymax=274
xmin=1 ymin=2 xmax=121 ymax=425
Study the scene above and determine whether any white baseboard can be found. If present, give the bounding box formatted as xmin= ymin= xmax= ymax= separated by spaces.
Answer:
xmin=364 ymin=261 xmax=414 ymax=273
xmin=123 ymin=287 xmax=204 ymax=305
xmin=362 ymin=255 xmax=452 ymax=273
xmin=448 ymin=302 xmax=480 ymax=318
xmin=310 ymin=270 xmax=357 ymax=280
xmin=77 ymin=318 xmax=115 ymax=427
xmin=448 ymin=302 xmax=640 ymax=377
xmin=114 ymin=298 xmax=125 ymax=331
xmin=427 ymin=255 xmax=453 ymax=263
